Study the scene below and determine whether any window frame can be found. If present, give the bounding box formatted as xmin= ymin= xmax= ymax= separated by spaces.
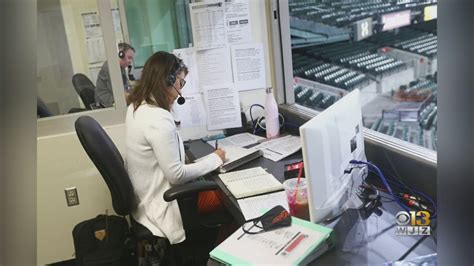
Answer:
xmin=37 ymin=0 xmax=128 ymax=137
xmin=269 ymin=0 xmax=437 ymax=166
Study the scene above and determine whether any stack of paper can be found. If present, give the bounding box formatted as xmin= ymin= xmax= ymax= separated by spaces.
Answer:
xmin=207 ymin=132 xmax=265 ymax=149
xmin=253 ymin=135 xmax=302 ymax=162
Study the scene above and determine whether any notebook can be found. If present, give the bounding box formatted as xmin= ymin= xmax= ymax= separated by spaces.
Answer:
xmin=218 ymin=167 xmax=283 ymax=199
xmin=195 ymin=146 xmax=263 ymax=174
xmin=210 ymin=217 xmax=335 ymax=265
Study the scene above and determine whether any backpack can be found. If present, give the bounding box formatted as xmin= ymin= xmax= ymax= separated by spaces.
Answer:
xmin=72 ymin=215 xmax=134 ymax=265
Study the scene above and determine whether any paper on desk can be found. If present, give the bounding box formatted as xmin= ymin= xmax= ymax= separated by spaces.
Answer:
xmin=253 ymin=135 xmax=302 ymax=162
xmin=203 ymin=84 xmax=241 ymax=130
xmin=171 ymin=94 xmax=206 ymax=127
xmin=197 ymin=46 xmax=233 ymax=87
xmin=173 ymin=48 xmax=199 ymax=95
xmin=231 ymin=43 xmax=266 ymax=91
xmin=189 ymin=1 xmax=226 ymax=50
xmin=225 ymin=0 xmax=252 ymax=44
xmin=238 ymin=191 xmax=289 ymax=221
xmin=207 ymin=132 xmax=265 ymax=149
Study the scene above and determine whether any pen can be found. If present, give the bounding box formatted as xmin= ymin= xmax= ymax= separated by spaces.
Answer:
xmin=215 ymin=139 xmax=219 ymax=150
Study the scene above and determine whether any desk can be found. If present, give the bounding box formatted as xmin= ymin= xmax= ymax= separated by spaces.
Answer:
xmin=186 ymin=139 xmax=437 ymax=265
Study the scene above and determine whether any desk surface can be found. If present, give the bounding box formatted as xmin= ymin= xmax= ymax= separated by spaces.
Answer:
xmin=186 ymin=139 xmax=436 ymax=265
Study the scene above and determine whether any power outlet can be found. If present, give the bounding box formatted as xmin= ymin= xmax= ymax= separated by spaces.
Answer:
xmin=65 ymin=187 xmax=79 ymax=207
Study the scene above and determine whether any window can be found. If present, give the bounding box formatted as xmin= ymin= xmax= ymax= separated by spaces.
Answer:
xmin=37 ymin=0 xmax=130 ymax=136
xmin=273 ymin=0 xmax=437 ymax=158
xmin=123 ymin=0 xmax=191 ymax=68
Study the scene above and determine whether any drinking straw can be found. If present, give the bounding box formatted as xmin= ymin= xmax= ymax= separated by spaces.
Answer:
xmin=291 ymin=162 xmax=304 ymax=214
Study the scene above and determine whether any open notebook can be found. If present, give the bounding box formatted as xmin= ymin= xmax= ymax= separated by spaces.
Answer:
xmin=218 ymin=167 xmax=283 ymax=199
xmin=195 ymin=146 xmax=263 ymax=174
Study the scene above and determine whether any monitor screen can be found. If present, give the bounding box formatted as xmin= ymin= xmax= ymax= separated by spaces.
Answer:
xmin=300 ymin=89 xmax=366 ymax=223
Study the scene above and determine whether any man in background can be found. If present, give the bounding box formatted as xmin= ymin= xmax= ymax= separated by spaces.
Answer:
xmin=95 ymin=42 xmax=135 ymax=107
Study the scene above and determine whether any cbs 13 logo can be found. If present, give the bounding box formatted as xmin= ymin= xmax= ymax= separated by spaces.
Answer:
xmin=396 ymin=210 xmax=431 ymax=226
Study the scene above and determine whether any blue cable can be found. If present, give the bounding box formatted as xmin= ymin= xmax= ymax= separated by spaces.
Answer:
xmin=380 ymin=172 xmax=438 ymax=217
xmin=353 ymin=160 xmax=437 ymax=217
xmin=351 ymin=160 xmax=410 ymax=212
xmin=385 ymin=178 xmax=437 ymax=218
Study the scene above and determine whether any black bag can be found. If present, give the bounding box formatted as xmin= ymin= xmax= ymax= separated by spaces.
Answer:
xmin=72 ymin=215 xmax=132 ymax=266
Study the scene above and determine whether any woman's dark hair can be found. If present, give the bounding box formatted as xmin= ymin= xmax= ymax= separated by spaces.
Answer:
xmin=128 ymin=51 xmax=188 ymax=112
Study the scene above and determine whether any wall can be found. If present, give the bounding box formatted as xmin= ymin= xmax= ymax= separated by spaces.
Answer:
xmin=2 ymin=1 xmax=37 ymax=264
xmin=37 ymin=125 xmax=124 ymax=264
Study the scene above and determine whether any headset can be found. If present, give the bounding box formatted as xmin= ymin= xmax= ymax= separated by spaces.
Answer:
xmin=118 ymin=42 xmax=134 ymax=59
xmin=167 ymin=55 xmax=186 ymax=105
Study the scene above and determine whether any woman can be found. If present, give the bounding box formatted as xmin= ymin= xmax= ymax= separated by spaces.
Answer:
xmin=125 ymin=51 xmax=226 ymax=246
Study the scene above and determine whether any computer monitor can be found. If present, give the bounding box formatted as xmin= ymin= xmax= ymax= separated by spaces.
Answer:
xmin=300 ymin=89 xmax=367 ymax=223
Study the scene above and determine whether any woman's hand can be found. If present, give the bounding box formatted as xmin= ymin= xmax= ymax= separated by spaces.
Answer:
xmin=213 ymin=148 xmax=226 ymax=163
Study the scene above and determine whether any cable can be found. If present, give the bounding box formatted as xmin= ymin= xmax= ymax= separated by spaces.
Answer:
xmin=253 ymin=113 xmax=285 ymax=135
xmin=352 ymin=160 xmax=437 ymax=218
xmin=350 ymin=160 xmax=410 ymax=212
xmin=383 ymin=176 xmax=437 ymax=218
xmin=249 ymin=104 xmax=264 ymax=129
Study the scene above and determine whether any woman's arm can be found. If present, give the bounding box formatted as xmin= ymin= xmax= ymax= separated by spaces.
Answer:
xmin=144 ymin=117 xmax=222 ymax=185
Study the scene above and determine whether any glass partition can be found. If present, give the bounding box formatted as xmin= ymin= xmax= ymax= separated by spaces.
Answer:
xmin=37 ymin=0 xmax=126 ymax=118
xmin=274 ymin=0 xmax=438 ymax=155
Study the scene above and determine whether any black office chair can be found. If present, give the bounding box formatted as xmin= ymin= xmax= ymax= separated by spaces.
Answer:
xmin=72 ymin=73 xmax=98 ymax=110
xmin=74 ymin=116 xmax=232 ymax=265
xmin=37 ymin=97 xmax=53 ymax=118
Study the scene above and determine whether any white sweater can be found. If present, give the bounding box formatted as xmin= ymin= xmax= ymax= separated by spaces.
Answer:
xmin=125 ymin=103 xmax=222 ymax=244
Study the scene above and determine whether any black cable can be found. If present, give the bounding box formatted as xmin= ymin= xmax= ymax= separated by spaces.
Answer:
xmin=249 ymin=104 xmax=264 ymax=130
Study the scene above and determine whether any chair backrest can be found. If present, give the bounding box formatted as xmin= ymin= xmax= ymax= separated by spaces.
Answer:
xmin=74 ymin=116 xmax=134 ymax=216
xmin=72 ymin=74 xmax=96 ymax=110
xmin=37 ymin=97 xmax=53 ymax=117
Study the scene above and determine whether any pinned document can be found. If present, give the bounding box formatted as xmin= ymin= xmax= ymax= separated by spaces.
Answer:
xmin=225 ymin=0 xmax=252 ymax=44
xmin=231 ymin=43 xmax=266 ymax=91
xmin=203 ymin=84 xmax=241 ymax=130
xmin=189 ymin=1 xmax=227 ymax=50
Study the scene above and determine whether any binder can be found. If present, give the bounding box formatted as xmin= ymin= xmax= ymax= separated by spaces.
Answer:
xmin=195 ymin=147 xmax=263 ymax=174
xmin=210 ymin=217 xmax=335 ymax=265
xmin=219 ymin=149 xmax=263 ymax=174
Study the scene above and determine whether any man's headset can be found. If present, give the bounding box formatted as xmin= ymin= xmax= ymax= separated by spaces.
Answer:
xmin=118 ymin=50 xmax=125 ymax=58
xmin=167 ymin=55 xmax=186 ymax=105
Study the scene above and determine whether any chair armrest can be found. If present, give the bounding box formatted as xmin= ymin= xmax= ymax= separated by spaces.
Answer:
xmin=163 ymin=181 xmax=219 ymax=202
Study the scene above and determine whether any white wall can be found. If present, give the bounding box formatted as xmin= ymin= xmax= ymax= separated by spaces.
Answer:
xmin=37 ymin=0 xmax=274 ymax=263
xmin=37 ymin=124 xmax=124 ymax=264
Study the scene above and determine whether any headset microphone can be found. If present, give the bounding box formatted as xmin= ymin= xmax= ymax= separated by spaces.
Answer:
xmin=173 ymin=86 xmax=186 ymax=105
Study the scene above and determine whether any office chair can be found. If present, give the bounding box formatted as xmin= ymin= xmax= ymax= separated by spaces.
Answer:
xmin=37 ymin=97 xmax=53 ymax=118
xmin=74 ymin=116 xmax=232 ymax=265
xmin=72 ymin=73 xmax=98 ymax=110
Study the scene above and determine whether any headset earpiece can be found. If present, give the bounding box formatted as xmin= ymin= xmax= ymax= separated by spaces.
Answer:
xmin=168 ymin=73 xmax=176 ymax=86
xmin=118 ymin=50 xmax=124 ymax=59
